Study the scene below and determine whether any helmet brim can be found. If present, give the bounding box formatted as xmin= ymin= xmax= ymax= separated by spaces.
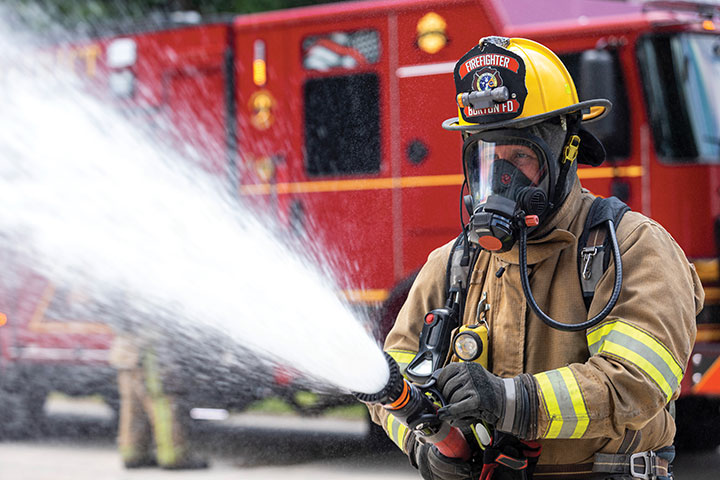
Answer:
xmin=442 ymin=99 xmax=612 ymax=132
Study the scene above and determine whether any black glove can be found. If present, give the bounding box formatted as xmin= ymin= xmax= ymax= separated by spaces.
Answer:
xmin=436 ymin=362 xmax=538 ymax=440
xmin=408 ymin=434 xmax=474 ymax=480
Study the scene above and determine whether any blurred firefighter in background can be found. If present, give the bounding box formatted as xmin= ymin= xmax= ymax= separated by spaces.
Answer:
xmin=109 ymin=317 xmax=209 ymax=470
xmin=368 ymin=37 xmax=703 ymax=480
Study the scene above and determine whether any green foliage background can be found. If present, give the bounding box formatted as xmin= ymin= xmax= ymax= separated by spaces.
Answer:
xmin=7 ymin=0 xmax=346 ymax=37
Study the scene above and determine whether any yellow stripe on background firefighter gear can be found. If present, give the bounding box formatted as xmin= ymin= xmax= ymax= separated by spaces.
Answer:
xmin=386 ymin=349 xmax=417 ymax=378
xmin=120 ymin=445 xmax=139 ymax=463
xmin=386 ymin=413 xmax=410 ymax=451
xmin=143 ymin=350 xmax=163 ymax=397
xmin=143 ymin=350 xmax=180 ymax=466
xmin=152 ymin=395 xmax=178 ymax=466
xmin=534 ymin=367 xmax=589 ymax=439
xmin=587 ymin=320 xmax=682 ymax=401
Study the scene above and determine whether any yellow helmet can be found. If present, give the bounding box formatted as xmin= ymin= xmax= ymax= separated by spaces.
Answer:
xmin=442 ymin=37 xmax=610 ymax=132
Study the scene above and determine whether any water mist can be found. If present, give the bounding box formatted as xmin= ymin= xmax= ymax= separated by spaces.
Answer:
xmin=0 ymin=17 xmax=389 ymax=396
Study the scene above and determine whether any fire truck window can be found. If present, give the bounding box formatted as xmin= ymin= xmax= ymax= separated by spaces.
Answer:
xmin=303 ymin=30 xmax=380 ymax=71
xmin=637 ymin=33 xmax=720 ymax=164
xmin=304 ymin=73 xmax=380 ymax=176
xmin=560 ymin=51 xmax=630 ymax=161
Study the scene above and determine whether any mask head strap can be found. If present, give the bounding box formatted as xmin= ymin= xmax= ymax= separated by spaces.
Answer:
xmin=552 ymin=114 xmax=581 ymax=208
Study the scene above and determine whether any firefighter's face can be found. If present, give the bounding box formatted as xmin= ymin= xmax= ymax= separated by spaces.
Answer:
xmin=492 ymin=144 xmax=542 ymax=186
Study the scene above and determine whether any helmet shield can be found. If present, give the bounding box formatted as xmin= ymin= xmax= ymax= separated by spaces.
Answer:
xmin=463 ymin=128 xmax=561 ymax=218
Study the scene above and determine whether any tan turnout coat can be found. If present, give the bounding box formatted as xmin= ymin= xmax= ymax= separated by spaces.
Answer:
xmin=369 ymin=179 xmax=704 ymax=467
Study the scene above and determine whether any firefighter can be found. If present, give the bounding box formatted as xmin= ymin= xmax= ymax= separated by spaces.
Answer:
xmin=369 ymin=37 xmax=703 ymax=479
xmin=109 ymin=325 xmax=209 ymax=470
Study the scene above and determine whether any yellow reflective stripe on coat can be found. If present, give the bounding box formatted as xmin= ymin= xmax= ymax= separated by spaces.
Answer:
xmin=386 ymin=349 xmax=417 ymax=378
xmin=587 ymin=319 xmax=683 ymax=400
xmin=386 ymin=413 xmax=410 ymax=451
xmin=535 ymin=367 xmax=590 ymax=439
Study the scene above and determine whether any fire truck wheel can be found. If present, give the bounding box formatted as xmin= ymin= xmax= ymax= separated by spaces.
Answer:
xmin=674 ymin=396 xmax=720 ymax=451
xmin=373 ymin=271 xmax=419 ymax=343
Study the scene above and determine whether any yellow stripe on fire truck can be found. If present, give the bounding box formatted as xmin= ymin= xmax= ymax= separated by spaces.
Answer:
xmin=587 ymin=319 xmax=683 ymax=401
xmin=238 ymin=167 xmax=643 ymax=196
xmin=534 ymin=367 xmax=590 ymax=439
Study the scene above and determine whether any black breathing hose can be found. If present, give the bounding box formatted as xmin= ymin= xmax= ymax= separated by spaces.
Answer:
xmin=518 ymin=219 xmax=623 ymax=332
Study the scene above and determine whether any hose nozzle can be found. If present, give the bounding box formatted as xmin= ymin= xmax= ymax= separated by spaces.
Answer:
xmin=353 ymin=352 xmax=405 ymax=405
xmin=353 ymin=352 xmax=436 ymax=431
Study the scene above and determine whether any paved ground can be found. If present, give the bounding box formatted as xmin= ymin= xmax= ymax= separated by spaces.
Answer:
xmin=1 ymin=397 xmax=416 ymax=480
xmin=1 ymin=397 xmax=719 ymax=479
xmin=0 ymin=441 xmax=415 ymax=480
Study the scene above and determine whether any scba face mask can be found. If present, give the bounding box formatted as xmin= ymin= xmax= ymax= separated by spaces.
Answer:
xmin=463 ymin=122 xmax=566 ymax=252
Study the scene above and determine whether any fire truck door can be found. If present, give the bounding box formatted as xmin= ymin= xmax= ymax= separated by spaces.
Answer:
xmin=161 ymin=65 xmax=229 ymax=177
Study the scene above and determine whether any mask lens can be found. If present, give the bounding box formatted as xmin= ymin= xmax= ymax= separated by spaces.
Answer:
xmin=463 ymin=133 xmax=548 ymax=206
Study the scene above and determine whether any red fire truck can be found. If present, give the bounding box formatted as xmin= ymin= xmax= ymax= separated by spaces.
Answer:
xmin=4 ymin=0 xmax=720 ymax=447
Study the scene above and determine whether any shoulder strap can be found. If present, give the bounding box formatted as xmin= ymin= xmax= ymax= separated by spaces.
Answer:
xmin=444 ymin=232 xmax=480 ymax=316
xmin=578 ymin=196 xmax=630 ymax=309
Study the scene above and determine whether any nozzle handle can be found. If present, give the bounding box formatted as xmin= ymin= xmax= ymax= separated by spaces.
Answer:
xmin=406 ymin=306 xmax=459 ymax=384
xmin=428 ymin=423 xmax=472 ymax=461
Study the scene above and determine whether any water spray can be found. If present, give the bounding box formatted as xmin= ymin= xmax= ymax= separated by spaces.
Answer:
xmin=0 ymin=12 xmax=390 ymax=397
